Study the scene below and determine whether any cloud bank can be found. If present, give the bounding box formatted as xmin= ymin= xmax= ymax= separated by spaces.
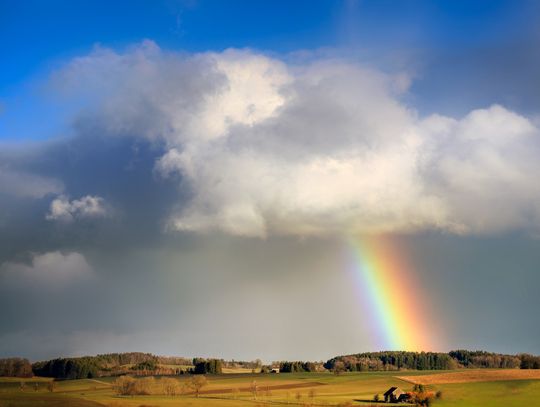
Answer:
xmin=0 ymin=168 xmax=63 ymax=199
xmin=0 ymin=251 xmax=93 ymax=289
xmin=13 ymin=41 xmax=540 ymax=237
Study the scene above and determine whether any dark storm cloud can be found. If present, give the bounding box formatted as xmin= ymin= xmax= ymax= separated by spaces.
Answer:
xmin=399 ymin=233 xmax=540 ymax=354
xmin=0 ymin=133 xmax=198 ymax=360
xmin=0 ymin=133 xmax=187 ymax=261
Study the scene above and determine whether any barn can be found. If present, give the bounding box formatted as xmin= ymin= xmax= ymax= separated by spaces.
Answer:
xmin=383 ymin=387 xmax=406 ymax=403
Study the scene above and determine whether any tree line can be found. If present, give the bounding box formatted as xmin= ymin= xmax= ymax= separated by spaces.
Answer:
xmin=448 ymin=350 xmax=521 ymax=368
xmin=31 ymin=353 xmax=179 ymax=379
xmin=325 ymin=351 xmax=456 ymax=372
xmin=519 ymin=354 xmax=540 ymax=369
xmin=32 ymin=357 xmax=101 ymax=379
xmin=324 ymin=350 xmax=540 ymax=372
xmin=91 ymin=352 xmax=191 ymax=367
xmin=29 ymin=355 xmax=224 ymax=379
xmin=0 ymin=358 xmax=33 ymax=378
xmin=277 ymin=361 xmax=319 ymax=373
xmin=4 ymin=349 xmax=539 ymax=379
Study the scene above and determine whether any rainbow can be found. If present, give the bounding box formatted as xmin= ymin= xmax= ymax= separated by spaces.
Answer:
xmin=347 ymin=235 xmax=434 ymax=351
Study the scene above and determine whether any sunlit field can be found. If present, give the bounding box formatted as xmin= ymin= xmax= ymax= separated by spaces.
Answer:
xmin=1 ymin=370 xmax=540 ymax=407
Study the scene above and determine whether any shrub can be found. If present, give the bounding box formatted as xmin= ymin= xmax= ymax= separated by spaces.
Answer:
xmin=135 ymin=376 xmax=156 ymax=395
xmin=113 ymin=376 xmax=138 ymax=396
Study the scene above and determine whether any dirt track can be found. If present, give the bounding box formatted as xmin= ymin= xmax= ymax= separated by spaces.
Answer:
xmin=397 ymin=369 xmax=540 ymax=385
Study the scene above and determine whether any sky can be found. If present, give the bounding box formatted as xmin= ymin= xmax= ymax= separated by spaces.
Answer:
xmin=1 ymin=0 xmax=540 ymax=362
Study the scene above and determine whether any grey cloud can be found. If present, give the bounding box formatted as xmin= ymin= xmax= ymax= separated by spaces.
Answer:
xmin=0 ymin=168 xmax=63 ymax=199
xmin=0 ymin=251 xmax=93 ymax=290
xmin=2 ymin=234 xmax=539 ymax=360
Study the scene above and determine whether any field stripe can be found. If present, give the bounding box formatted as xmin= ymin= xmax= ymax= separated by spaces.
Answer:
xmin=395 ymin=369 xmax=540 ymax=385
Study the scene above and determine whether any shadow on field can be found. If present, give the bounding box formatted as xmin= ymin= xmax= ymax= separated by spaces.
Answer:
xmin=354 ymin=400 xmax=414 ymax=406
xmin=186 ymin=381 xmax=326 ymax=396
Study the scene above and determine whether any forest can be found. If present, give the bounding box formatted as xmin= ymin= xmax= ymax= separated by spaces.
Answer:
xmin=325 ymin=350 xmax=540 ymax=372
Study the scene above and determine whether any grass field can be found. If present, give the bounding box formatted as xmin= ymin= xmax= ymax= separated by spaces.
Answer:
xmin=1 ymin=369 xmax=539 ymax=406
xmin=398 ymin=369 xmax=540 ymax=384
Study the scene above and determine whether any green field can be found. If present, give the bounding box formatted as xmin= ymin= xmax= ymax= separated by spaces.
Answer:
xmin=1 ymin=370 xmax=539 ymax=407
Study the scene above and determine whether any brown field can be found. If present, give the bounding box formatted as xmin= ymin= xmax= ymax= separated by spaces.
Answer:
xmin=397 ymin=369 xmax=540 ymax=384
xmin=221 ymin=367 xmax=259 ymax=374
xmin=195 ymin=380 xmax=325 ymax=395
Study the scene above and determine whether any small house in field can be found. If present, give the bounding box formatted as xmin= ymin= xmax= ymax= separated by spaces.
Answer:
xmin=383 ymin=387 xmax=405 ymax=403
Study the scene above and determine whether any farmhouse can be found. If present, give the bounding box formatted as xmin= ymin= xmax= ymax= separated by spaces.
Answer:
xmin=383 ymin=387 xmax=409 ymax=403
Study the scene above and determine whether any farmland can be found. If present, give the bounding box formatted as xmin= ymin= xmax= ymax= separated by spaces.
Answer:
xmin=398 ymin=369 xmax=540 ymax=384
xmin=1 ymin=369 xmax=540 ymax=407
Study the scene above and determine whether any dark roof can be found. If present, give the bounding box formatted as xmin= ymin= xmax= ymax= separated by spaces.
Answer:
xmin=384 ymin=387 xmax=404 ymax=396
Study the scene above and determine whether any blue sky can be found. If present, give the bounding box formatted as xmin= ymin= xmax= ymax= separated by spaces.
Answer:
xmin=1 ymin=1 xmax=540 ymax=360
xmin=2 ymin=0 xmax=539 ymax=141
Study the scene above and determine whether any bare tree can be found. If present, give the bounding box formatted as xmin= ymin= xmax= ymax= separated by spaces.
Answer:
xmin=112 ymin=376 xmax=137 ymax=395
xmin=47 ymin=381 xmax=56 ymax=393
xmin=250 ymin=380 xmax=258 ymax=400
xmin=187 ymin=375 xmax=208 ymax=397
xmin=308 ymin=388 xmax=316 ymax=401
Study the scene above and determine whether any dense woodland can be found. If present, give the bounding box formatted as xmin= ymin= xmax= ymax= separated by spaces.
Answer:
xmin=28 ymin=354 xmax=226 ymax=379
xmin=519 ymin=353 xmax=540 ymax=369
xmin=277 ymin=361 xmax=321 ymax=373
xmin=32 ymin=357 xmax=101 ymax=379
xmin=192 ymin=358 xmax=223 ymax=374
xmin=30 ymin=353 xmax=193 ymax=379
xmin=325 ymin=350 xmax=540 ymax=372
xmin=325 ymin=351 xmax=456 ymax=371
xmin=448 ymin=350 xmax=521 ymax=369
xmin=1 ymin=350 xmax=539 ymax=379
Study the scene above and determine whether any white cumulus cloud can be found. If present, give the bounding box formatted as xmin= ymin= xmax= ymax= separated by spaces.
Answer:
xmin=51 ymin=42 xmax=540 ymax=237
xmin=46 ymin=195 xmax=109 ymax=222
